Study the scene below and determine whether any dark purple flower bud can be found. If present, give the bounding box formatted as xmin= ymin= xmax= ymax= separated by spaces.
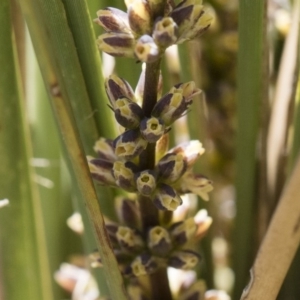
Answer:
xmin=148 ymin=226 xmax=172 ymax=256
xmin=168 ymin=140 xmax=205 ymax=168
xmin=112 ymin=160 xmax=139 ymax=191
xmin=116 ymin=226 xmax=144 ymax=251
xmin=125 ymin=253 xmax=158 ymax=277
xmin=114 ymin=97 xmax=144 ymax=129
xmin=135 ymin=35 xmax=160 ymax=63
xmin=169 ymin=217 xmax=196 ymax=245
xmin=168 ymin=249 xmax=201 ymax=270
xmin=181 ymin=8 xmax=213 ymax=42
xmin=153 ymin=17 xmax=178 ymax=47
xmin=157 ymin=153 xmax=187 ymax=183
xmin=140 ymin=117 xmax=166 ymax=143
xmin=87 ymin=156 xmax=116 ymax=186
xmin=170 ymin=1 xmax=194 ymax=30
xmin=105 ymin=74 xmax=135 ymax=109
xmin=135 ymin=170 xmax=157 ymax=196
xmin=113 ymin=129 xmax=148 ymax=160
xmin=93 ymin=138 xmax=116 ymax=161
xmin=115 ymin=197 xmax=141 ymax=229
xmin=178 ymin=172 xmax=213 ymax=201
xmin=95 ymin=7 xmax=131 ymax=33
xmin=97 ymin=32 xmax=135 ymax=57
xmin=153 ymin=183 xmax=183 ymax=211
xmin=128 ymin=0 xmax=152 ymax=35
xmin=152 ymin=91 xmax=186 ymax=126
xmin=171 ymin=81 xmax=201 ymax=104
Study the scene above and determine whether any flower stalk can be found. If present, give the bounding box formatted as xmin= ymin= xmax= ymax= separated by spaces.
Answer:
xmin=89 ymin=1 xmax=221 ymax=299
xmin=139 ymin=60 xmax=162 ymax=230
xmin=139 ymin=60 xmax=173 ymax=300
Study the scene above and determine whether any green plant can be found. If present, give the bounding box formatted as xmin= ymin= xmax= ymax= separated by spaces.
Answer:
xmin=1 ymin=0 xmax=300 ymax=300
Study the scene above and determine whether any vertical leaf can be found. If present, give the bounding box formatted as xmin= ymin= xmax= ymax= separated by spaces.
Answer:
xmin=233 ymin=0 xmax=268 ymax=298
xmin=0 ymin=1 xmax=53 ymax=299
xmin=62 ymin=0 xmax=116 ymax=139
xmin=17 ymin=0 xmax=128 ymax=298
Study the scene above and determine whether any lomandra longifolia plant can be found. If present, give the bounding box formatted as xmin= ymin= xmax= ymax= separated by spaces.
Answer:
xmin=87 ymin=0 xmax=229 ymax=299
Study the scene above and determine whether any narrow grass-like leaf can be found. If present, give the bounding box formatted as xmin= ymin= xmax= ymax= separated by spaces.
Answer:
xmin=44 ymin=66 xmax=128 ymax=300
xmin=0 ymin=1 xmax=53 ymax=299
xmin=267 ymin=0 xmax=300 ymax=202
xmin=233 ymin=0 xmax=268 ymax=298
xmin=26 ymin=40 xmax=83 ymax=299
xmin=62 ymin=0 xmax=116 ymax=139
xmin=240 ymin=154 xmax=300 ymax=300
xmin=18 ymin=0 xmax=127 ymax=298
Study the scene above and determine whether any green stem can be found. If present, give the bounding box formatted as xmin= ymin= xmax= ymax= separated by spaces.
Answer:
xmin=139 ymin=60 xmax=172 ymax=300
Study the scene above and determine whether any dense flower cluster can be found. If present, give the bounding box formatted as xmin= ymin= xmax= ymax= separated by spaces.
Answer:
xmin=90 ymin=197 xmax=212 ymax=276
xmin=95 ymin=0 xmax=213 ymax=62
xmin=85 ymin=1 xmax=230 ymax=299
xmin=87 ymin=74 xmax=213 ymax=211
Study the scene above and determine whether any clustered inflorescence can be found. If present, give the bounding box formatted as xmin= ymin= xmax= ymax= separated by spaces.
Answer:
xmin=95 ymin=0 xmax=213 ymax=63
xmin=86 ymin=0 xmax=226 ymax=299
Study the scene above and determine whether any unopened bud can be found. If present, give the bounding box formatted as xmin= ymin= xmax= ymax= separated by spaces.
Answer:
xmin=135 ymin=170 xmax=157 ymax=196
xmin=157 ymin=153 xmax=187 ymax=183
xmin=105 ymin=74 xmax=135 ymax=108
xmin=115 ymin=197 xmax=141 ymax=229
xmin=152 ymin=91 xmax=186 ymax=126
xmin=116 ymin=226 xmax=144 ymax=251
xmin=125 ymin=254 xmax=158 ymax=277
xmin=168 ymin=250 xmax=201 ymax=270
xmin=114 ymin=97 xmax=144 ymax=129
xmin=95 ymin=7 xmax=131 ymax=33
xmin=170 ymin=217 xmax=197 ymax=245
xmin=184 ymin=9 xmax=214 ymax=41
xmin=87 ymin=156 xmax=116 ymax=186
xmin=170 ymin=2 xmax=194 ymax=33
xmin=153 ymin=17 xmax=178 ymax=47
xmin=148 ymin=226 xmax=172 ymax=256
xmin=153 ymin=183 xmax=183 ymax=211
xmin=128 ymin=0 xmax=152 ymax=35
xmin=179 ymin=173 xmax=213 ymax=201
xmin=112 ymin=160 xmax=139 ymax=191
xmin=93 ymin=138 xmax=116 ymax=161
xmin=97 ymin=32 xmax=135 ymax=58
xmin=135 ymin=35 xmax=160 ymax=63
xmin=113 ymin=129 xmax=148 ymax=160
xmin=140 ymin=117 xmax=166 ymax=143
xmin=171 ymin=81 xmax=201 ymax=104
xmin=169 ymin=140 xmax=205 ymax=168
